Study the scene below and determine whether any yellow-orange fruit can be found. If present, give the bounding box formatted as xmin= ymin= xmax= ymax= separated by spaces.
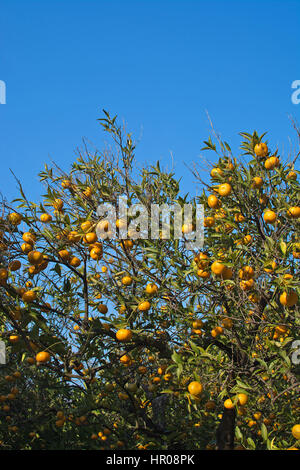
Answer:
xmin=188 ymin=381 xmax=203 ymax=396
xmin=207 ymin=195 xmax=220 ymax=209
xmin=287 ymin=206 xmax=300 ymax=219
xmin=138 ymin=301 xmax=151 ymax=312
xmin=224 ymin=398 xmax=234 ymax=409
xmin=28 ymin=250 xmax=43 ymax=265
xmin=35 ymin=351 xmax=51 ymax=363
xmin=279 ymin=291 xmax=298 ymax=307
xmin=252 ymin=177 xmax=263 ymax=189
xmin=145 ymin=283 xmax=158 ymax=294
xmin=40 ymin=213 xmax=52 ymax=223
xmin=116 ymin=329 xmax=133 ymax=342
xmin=22 ymin=290 xmax=37 ymax=303
xmin=210 ymin=167 xmax=224 ymax=178
xmin=22 ymin=232 xmax=36 ymax=244
xmin=218 ymin=183 xmax=232 ymax=197
xmin=121 ymin=275 xmax=133 ymax=286
xmin=211 ymin=261 xmax=226 ymax=276
xmin=8 ymin=213 xmax=22 ymax=225
xmin=263 ymin=210 xmax=277 ymax=224
xmin=83 ymin=232 xmax=98 ymax=244
xmin=254 ymin=143 xmax=268 ymax=157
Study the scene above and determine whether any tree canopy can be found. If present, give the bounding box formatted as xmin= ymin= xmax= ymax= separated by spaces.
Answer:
xmin=0 ymin=112 xmax=299 ymax=450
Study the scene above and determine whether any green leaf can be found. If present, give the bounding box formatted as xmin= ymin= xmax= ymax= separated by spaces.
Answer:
xmin=261 ymin=423 xmax=268 ymax=441
xmin=279 ymin=240 xmax=287 ymax=256
xmin=247 ymin=437 xmax=256 ymax=449
xmin=235 ymin=426 xmax=243 ymax=441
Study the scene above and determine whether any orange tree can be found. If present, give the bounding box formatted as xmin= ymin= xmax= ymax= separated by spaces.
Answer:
xmin=0 ymin=111 xmax=299 ymax=450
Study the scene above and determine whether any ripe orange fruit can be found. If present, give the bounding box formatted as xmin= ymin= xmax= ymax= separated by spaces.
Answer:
xmin=90 ymin=246 xmax=103 ymax=260
xmin=218 ymin=183 xmax=232 ymax=197
xmin=69 ymin=256 xmax=81 ymax=267
xmin=122 ymin=275 xmax=133 ymax=286
xmin=265 ymin=156 xmax=279 ymax=170
xmin=188 ymin=381 xmax=203 ymax=396
xmin=292 ymin=424 xmax=300 ymax=440
xmin=58 ymin=249 xmax=70 ymax=262
xmin=254 ymin=142 xmax=268 ymax=157
xmin=263 ymin=210 xmax=277 ymax=224
xmin=35 ymin=351 xmax=51 ymax=363
xmin=138 ymin=301 xmax=151 ymax=312
xmin=215 ymin=326 xmax=223 ymax=335
xmin=0 ymin=268 xmax=8 ymax=281
xmin=237 ymin=393 xmax=248 ymax=406
xmin=9 ymin=335 xmax=20 ymax=344
xmin=234 ymin=213 xmax=245 ymax=223
xmin=121 ymin=240 xmax=134 ymax=250
xmin=193 ymin=319 xmax=203 ymax=329
xmin=68 ymin=231 xmax=81 ymax=243
xmin=287 ymin=206 xmax=300 ymax=219
xmin=287 ymin=171 xmax=297 ymax=180
xmin=224 ymin=398 xmax=234 ymax=409
xmin=22 ymin=232 xmax=36 ymax=244
xmin=207 ymin=195 xmax=221 ymax=209
xmin=55 ymin=419 xmax=65 ymax=427
xmin=145 ymin=283 xmax=158 ymax=294
xmin=21 ymin=242 xmax=33 ymax=254
xmin=83 ymin=232 xmax=98 ymax=244
xmin=240 ymin=278 xmax=254 ymax=291
xmin=28 ymin=250 xmax=43 ymax=265
xmin=211 ymin=261 xmax=226 ymax=276
xmin=242 ymin=234 xmax=252 ymax=245
xmin=61 ymin=179 xmax=72 ymax=189
xmin=40 ymin=213 xmax=52 ymax=223
xmin=197 ymin=269 xmax=210 ymax=278
xmin=204 ymin=217 xmax=215 ymax=228
xmin=210 ymin=167 xmax=224 ymax=178
xmin=120 ymin=354 xmax=131 ymax=365
xmin=8 ymin=213 xmax=22 ymax=225
xmin=81 ymin=220 xmax=92 ymax=232
xmin=279 ymin=291 xmax=298 ymax=307
xmin=116 ymin=329 xmax=133 ymax=342
xmin=118 ymin=392 xmax=129 ymax=400
xmin=195 ymin=252 xmax=209 ymax=266
xmin=22 ymin=290 xmax=37 ymax=303
xmin=252 ymin=177 xmax=263 ymax=189
xmin=239 ymin=266 xmax=254 ymax=280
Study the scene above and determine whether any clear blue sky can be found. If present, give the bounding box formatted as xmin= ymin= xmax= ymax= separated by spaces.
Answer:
xmin=0 ymin=0 xmax=299 ymax=202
